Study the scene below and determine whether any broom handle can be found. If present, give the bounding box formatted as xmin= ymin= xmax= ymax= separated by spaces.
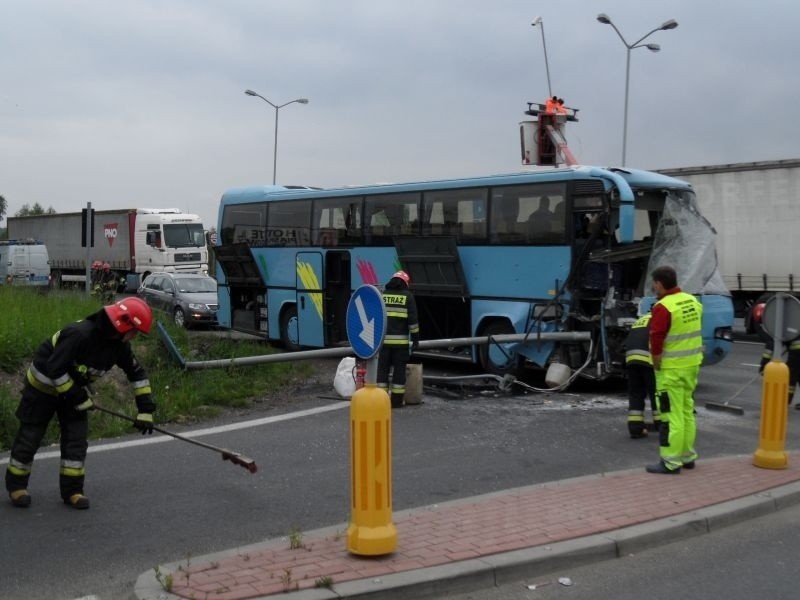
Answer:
xmin=91 ymin=403 xmax=258 ymax=473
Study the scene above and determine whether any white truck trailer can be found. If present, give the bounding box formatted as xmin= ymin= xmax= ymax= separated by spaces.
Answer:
xmin=7 ymin=208 xmax=208 ymax=290
xmin=659 ymin=159 xmax=800 ymax=315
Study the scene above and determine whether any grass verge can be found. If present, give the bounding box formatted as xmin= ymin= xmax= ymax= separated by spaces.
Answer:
xmin=0 ymin=287 xmax=312 ymax=451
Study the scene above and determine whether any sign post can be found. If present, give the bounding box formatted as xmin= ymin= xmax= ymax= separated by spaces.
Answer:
xmin=345 ymin=285 xmax=396 ymax=556
xmin=81 ymin=202 xmax=95 ymax=295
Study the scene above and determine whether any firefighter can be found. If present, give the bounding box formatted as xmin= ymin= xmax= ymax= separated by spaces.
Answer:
xmin=5 ymin=297 xmax=156 ymax=509
xmin=646 ymin=266 xmax=703 ymax=475
xmin=377 ymin=270 xmax=420 ymax=408
xmin=759 ymin=339 xmax=800 ymax=408
xmin=624 ymin=311 xmax=659 ymax=438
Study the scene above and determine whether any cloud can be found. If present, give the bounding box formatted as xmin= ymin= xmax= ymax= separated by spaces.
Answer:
xmin=1 ymin=0 xmax=798 ymax=228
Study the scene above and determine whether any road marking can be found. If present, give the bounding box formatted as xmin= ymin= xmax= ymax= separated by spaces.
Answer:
xmin=0 ymin=402 xmax=348 ymax=465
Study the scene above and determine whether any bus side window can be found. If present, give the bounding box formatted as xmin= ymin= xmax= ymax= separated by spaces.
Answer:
xmin=490 ymin=197 xmax=523 ymax=243
xmin=318 ymin=228 xmax=338 ymax=246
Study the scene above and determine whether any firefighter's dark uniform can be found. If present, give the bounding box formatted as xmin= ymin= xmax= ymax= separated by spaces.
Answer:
xmin=5 ymin=309 xmax=154 ymax=503
xmin=378 ymin=277 xmax=420 ymax=408
xmin=624 ymin=313 xmax=659 ymax=437
xmin=760 ymin=339 xmax=800 ymax=407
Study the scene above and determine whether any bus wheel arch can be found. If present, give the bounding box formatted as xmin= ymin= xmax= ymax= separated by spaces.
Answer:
xmin=478 ymin=318 xmax=519 ymax=375
xmin=280 ymin=304 xmax=301 ymax=351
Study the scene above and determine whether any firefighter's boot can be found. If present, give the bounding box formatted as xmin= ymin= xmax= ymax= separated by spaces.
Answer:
xmin=64 ymin=493 xmax=90 ymax=510
xmin=9 ymin=489 xmax=31 ymax=508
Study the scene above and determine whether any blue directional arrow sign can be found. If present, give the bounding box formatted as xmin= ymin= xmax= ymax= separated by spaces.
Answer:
xmin=346 ymin=285 xmax=387 ymax=360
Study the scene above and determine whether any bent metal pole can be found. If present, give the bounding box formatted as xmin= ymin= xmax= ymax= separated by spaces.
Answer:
xmin=179 ymin=331 xmax=592 ymax=371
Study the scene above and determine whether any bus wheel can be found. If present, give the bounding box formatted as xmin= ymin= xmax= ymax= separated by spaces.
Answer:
xmin=479 ymin=320 xmax=518 ymax=375
xmin=280 ymin=305 xmax=301 ymax=351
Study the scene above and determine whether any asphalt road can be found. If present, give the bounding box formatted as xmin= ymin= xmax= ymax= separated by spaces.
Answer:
xmin=443 ymin=497 xmax=800 ymax=600
xmin=1 ymin=336 xmax=793 ymax=600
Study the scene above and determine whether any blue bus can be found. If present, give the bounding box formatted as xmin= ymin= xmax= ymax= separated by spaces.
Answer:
xmin=214 ymin=166 xmax=733 ymax=380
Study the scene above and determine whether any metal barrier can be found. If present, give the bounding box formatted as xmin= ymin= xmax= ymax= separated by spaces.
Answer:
xmin=155 ymin=326 xmax=591 ymax=371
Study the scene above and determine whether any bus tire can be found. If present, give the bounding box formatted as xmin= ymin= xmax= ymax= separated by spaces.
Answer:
xmin=280 ymin=305 xmax=301 ymax=351
xmin=479 ymin=320 xmax=519 ymax=375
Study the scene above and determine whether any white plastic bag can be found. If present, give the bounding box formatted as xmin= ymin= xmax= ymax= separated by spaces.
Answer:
xmin=333 ymin=356 xmax=357 ymax=398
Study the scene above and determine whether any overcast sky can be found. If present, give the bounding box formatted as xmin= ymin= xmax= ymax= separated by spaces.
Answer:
xmin=1 ymin=0 xmax=798 ymax=230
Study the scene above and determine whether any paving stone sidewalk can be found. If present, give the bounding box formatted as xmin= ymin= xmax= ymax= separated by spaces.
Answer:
xmin=135 ymin=454 xmax=800 ymax=600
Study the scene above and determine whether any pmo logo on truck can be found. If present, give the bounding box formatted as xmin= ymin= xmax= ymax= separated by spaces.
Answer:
xmin=104 ymin=223 xmax=119 ymax=247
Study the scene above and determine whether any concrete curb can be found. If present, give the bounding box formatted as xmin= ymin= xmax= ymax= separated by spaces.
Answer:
xmin=133 ymin=479 xmax=800 ymax=600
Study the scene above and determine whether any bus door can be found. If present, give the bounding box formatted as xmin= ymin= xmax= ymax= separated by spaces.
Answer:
xmin=324 ymin=250 xmax=351 ymax=345
xmin=296 ymin=252 xmax=325 ymax=347
xmin=394 ymin=236 xmax=472 ymax=354
xmin=215 ymin=242 xmax=268 ymax=335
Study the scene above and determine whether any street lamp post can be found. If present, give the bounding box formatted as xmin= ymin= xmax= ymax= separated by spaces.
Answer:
xmin=531 ymin=17 xmax=552 ymax=98
xmin=244 ymin=89 xmax=309 ymax=185
xmin=596 ymin=14 xmax=678 ymax=166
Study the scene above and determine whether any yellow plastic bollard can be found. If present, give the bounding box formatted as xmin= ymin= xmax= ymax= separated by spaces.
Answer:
xmin=753 ymin=360 xmax=790 ymax=469
xmin=347 ymin=383 xmax=397 ymax=555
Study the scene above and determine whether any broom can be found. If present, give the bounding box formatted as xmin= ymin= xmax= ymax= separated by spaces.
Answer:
xmin=704 ymin=372 xmax=758 ymax=416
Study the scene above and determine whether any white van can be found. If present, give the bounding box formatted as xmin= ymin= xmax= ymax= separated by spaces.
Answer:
xmin=0 ymin=239 xmax=51 ymax=286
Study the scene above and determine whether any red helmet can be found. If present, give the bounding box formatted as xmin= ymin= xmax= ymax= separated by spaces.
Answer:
xmin=104 ymin=297 xmax=153 ymax=335
xmin=91 ymin=260 xmax=103 ymax=270
xmin=392 ymin=270 xmax=410 ymax=286
xmin=102 ymin=262 xmax=111 ymax=271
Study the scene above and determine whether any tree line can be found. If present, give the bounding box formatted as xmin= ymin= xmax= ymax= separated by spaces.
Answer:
xmin=0 ymin=195 xmax=57 ymax=239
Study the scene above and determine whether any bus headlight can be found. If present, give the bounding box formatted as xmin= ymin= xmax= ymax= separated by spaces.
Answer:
xmin=714 ymin=326 xmax=733 ymax=341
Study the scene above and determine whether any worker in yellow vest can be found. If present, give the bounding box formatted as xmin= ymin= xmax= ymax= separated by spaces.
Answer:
xmin=646 ymin=266 xmax=703 ymax=474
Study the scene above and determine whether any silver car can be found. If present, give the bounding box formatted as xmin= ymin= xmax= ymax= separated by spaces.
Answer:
xmin=137 ymin=272 xmax=218 ymax=328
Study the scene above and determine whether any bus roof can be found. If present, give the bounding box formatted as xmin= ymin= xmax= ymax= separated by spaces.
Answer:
xmin=220 ymin=166 xmax=692 ymax=205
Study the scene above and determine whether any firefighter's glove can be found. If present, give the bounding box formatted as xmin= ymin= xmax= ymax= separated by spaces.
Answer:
xmin=74 ymin=397 xmax=94 ymax=412
xmin=411 ymin=335 xmax=420 ymax=352
xmin=133 ymin=413 xmax=154 ymax=435
xmin=65 ymin=386 xmax=90 ymax=410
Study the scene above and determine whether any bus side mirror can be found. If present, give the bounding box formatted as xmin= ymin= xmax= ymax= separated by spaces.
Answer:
xmin=618 ymin=203 xmax=634 ymax=244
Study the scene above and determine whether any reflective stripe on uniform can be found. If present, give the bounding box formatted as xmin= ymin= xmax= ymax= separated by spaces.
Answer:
xmin=662 ymin=347 xmax=704 ymax=359
xmin=7 ymin=457 xmax=32 ymax=476
xmin=132 ymin=379 xmax=152 ymax=396
xmin=625 ymin=349 xmax=652 ymax=365
xmin=28 ymin=363 xmax=72 ymax=394
xmin=60 ymin=459 xmax=85 ymax=477
xmin=664 ymin=331 xmax=699 ymax=343
xmin=627 ymin=410 xmax=645 ymax=423
xmin=384 ymin=334 xmax=410 ymax=345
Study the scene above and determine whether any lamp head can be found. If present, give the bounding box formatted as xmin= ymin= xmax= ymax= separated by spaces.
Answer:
xmin=296 ymin=98 xmax=309 ymax=104
xmin=646 ymin=43 xmax=661 ymax=52
xmin=596 ymin=13 xmax=612 ymax=25
xmin=244 ymin=89 xmax=258 ymax=96
xmin=660 ymin=19 xmax=678 ymax=30
xmin=531 ymin=16 xmax=542 ymax=26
